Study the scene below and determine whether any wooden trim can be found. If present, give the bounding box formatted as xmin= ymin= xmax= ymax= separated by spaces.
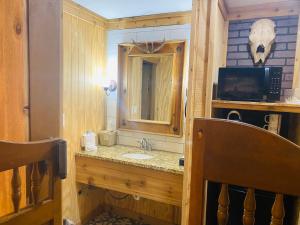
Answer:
xmin=212 ymin=100 xmax=300 ymax=114
xmin=205 ymin=0 xmax=228 ymax=117
xmin=63 ymin=0 xmax=107 ymax=27
xmin=23 ymin=0 xmax=30 ymax=140
xmin=227 ymin=1 xmax=300 ymax=20
xmin=127 ymin=119 xmax=171 ymax=125
xmin=181 ymin=0 xmax=212 ymax=224
xmin=293 ymin=14 xmax=300 ymax=89
xmin=76 ymin=155 xmax=183 ymax=206
xmin=218 ymin=0 xmax=228 ymax=20
xmin=128 ymin=53 xmax=174 ymax=57
xmin=118 ymin=42 xmax=185 ymax=136
xmin=204 ymin=0 xmax=218 ymax=117
xmin=63 ymin=0 xmax=191 ymax=30
xmin=107 ymin=11 xmax=192 ymax=30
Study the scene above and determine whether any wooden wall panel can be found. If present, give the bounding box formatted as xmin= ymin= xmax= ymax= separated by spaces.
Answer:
xmin=63 ymin=10 xmax=106 ymax=224
xmin=181 ymin=1 xmax=211 ymax=224
xmin=204 ymin=0 xmax=228 ymax=117
xmin=103 ymin=192 xmax=181 ymax=224
xmin=106 ymin=11 xmax=192 ymax=30
xmin=227 ymin=1 xmax=300 ymax=21
xmin=0 ymin=0 xmax=28 ymax=216
xmin=293 ymin=15 xmax=300 ymax=89
xmin=182 ymin=1 xmax=228 ymax=225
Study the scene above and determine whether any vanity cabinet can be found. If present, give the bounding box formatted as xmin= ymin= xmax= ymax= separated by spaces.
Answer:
xmin=76 ymin=154 xmax=183 ymax=207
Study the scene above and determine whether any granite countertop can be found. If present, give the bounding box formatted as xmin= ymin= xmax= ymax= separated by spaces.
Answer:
xmin=76 ymin=145 xmax=184 ymax=175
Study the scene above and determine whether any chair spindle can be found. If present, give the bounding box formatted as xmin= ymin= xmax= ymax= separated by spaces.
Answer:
xmin=11 ymin=168 xmax=21 ymax=212
xmin=270 ymin=194 xmax=285 ymax=225
xmin=31 ymin=162 xmax=41 ymax=205
xmin=243 ymin=188 xmax=256 ymax=225
xmin=217 ymin=184 xmax=230 ymax=225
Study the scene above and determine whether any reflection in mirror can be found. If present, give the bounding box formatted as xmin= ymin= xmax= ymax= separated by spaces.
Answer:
xmin=128 ymin=55 xmax=173 ymax=123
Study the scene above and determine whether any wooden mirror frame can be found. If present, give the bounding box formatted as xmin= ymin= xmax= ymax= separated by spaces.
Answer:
xmin=117 ymin=41 xmax=185 ymax=136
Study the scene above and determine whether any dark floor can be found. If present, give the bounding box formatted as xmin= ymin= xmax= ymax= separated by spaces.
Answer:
xmin=86 ymin=212 xmax=150 ymax=225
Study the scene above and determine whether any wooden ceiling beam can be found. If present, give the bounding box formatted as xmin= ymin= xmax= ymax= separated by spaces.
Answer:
xmin=106 ymin=11 xmax=192 ymax=30
xmin=227 ymin=0 xmax=300 ymax=20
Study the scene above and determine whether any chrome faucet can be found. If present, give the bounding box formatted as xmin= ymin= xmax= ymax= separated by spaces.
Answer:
xmin=139 ymin=138 xmax=152 ymax=151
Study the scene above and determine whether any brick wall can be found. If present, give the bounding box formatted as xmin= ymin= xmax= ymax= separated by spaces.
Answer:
xmin=227 ymin=16 xmax=299 ymax=98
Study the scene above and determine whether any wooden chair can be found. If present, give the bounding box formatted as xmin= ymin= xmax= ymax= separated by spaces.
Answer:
xmin=188 ymin=118 xmax=300 ymax=225
xmin=0 ymin=139 xmax=67 ymax=225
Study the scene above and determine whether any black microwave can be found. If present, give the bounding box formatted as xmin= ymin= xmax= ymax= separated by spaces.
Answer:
xmin=217 ymin=67 xmax=282 ymax=102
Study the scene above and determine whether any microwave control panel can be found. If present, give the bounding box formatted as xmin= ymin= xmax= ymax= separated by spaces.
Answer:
xmin=267 ymin=68 xmax=282 ymax=101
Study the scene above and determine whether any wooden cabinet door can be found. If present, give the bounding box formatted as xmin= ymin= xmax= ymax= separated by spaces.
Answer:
xmin=0 ymin=0 xmax=29 ymax=216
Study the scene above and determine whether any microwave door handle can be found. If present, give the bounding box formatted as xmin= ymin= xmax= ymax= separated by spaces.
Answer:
xmin=264 ymin=68 xmax=270 ymax=90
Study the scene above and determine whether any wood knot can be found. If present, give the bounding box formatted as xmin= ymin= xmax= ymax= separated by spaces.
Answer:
xmin=198 ymin=129 xmax=203 ymax=139
xmin=87 ymin=177 xmax=94 ymax=185
xmin=125 ymin=180 xmax=131 ymax=187
xmin=15 ymin=23 xmax=22 ymax=35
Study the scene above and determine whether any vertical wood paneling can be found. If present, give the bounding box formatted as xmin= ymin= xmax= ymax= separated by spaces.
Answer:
xmin=292 ymin=15 xmax=300 ymax=89
xmin=103 ymin=192 xmax=182 ymax=224
xmin=63 ymin=10 xmax=106 ymax=223
xmin=182 ymin=1 xmax=228 ymax=225
xmin=182 ymin=0 xmax=211 ymax=224
xmin=205 ymin=0 xmax=228 ymax=117
xmin=0 ymin=0 xmax=28 ymax=216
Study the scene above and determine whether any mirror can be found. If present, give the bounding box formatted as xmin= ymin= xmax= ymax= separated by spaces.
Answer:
xmin=118 ymin=41 xmax=185 ymax=136
xmin=128 ymin=55 xmax=173 ymax=123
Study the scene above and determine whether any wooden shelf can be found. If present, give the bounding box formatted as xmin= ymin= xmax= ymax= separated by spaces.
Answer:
xmin=212 ymin=100 xmax=300 ymax=114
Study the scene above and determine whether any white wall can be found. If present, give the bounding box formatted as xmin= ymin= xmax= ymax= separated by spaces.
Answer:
xmin=105 ymin=24 xmax=191 ymax=153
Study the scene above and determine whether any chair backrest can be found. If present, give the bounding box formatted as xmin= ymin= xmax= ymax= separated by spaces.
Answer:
xmin=188 ymin=118 xmax=300 ymax=225
xmin=0 ymin=139 xmax=67 ymax=225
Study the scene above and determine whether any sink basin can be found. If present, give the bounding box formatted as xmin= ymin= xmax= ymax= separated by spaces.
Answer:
xmin=122 ymin=153 xmax=154 ymax=160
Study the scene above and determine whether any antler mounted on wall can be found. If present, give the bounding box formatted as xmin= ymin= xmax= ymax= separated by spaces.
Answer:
xmin=131 ymin=40 xmax=166 ymax=54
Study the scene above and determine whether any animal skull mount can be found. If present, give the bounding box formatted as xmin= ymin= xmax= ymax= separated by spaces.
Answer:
xmin=249 ymin=19 xmax=276 ymax=64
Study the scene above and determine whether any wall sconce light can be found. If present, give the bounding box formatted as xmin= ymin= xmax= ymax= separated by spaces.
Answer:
xmin=103 ymin=80 xmax=117 ymax=96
